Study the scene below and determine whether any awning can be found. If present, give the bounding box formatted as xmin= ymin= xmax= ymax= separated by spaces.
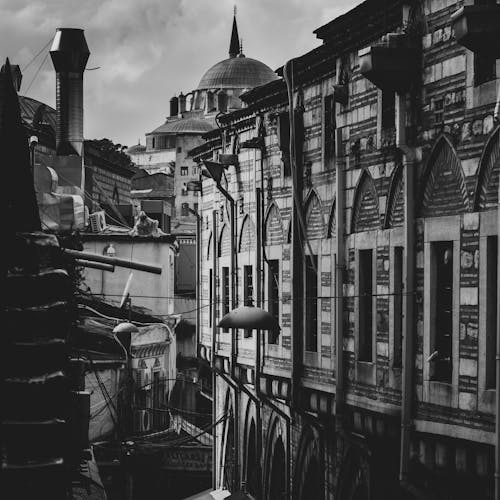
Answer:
xmin=181 ymin=489 xmax=230 ymax=500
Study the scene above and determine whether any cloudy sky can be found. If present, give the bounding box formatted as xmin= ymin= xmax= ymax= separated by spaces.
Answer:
xmin=1 ymin=0 xmax=360 ymax=147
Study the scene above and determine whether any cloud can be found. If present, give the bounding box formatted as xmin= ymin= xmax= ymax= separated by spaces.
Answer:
xmin=0 ymin=0 xmax=362 ymax=147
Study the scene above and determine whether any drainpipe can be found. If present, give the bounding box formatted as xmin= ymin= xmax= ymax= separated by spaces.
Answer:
xmin=334 ymin=126 xmax=345 ymax=456
xmin=396 ymin=92 xmax=416 ymax=487
xmin=212 ymin=209 xmax=218 ymax=490
xmin=496 ymin=153 xmax=500 ymax=500
xmin=284 ymin=59 xmax=303 ymax=410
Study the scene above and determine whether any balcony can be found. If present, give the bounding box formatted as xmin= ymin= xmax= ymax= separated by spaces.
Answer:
xmin=452 ymin=4 xmax=500 ymax=57
xmin=359 ymin=33 xmax=419 ymax=92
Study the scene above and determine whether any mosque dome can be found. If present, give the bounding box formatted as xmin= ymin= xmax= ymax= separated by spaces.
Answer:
xmin=197 ymin=55 xmax=278 ymax=90
xmin=197 ymin=13 xmax=278 ymax=91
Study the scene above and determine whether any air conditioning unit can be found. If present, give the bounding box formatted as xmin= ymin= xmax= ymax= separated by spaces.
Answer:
xmin=89 ymin=210 xmax=106 ymax=233
xmin=134 ymin=409 xmax=151 ymax=433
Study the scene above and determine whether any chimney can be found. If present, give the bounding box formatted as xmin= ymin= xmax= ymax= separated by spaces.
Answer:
xmin=178 ymin=93 xmax=186 ymax=115
xmin=50 ymin=28 xmax=89 ymax=157
xmin=169 ymin=96 xmax=179 ymax=117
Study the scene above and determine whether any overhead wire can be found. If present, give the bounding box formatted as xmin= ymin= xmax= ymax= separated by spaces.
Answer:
xmin=23 ymin=53 xmax=49 ymax=96
xmin=21 ymin=38 xmax=52 ymax=72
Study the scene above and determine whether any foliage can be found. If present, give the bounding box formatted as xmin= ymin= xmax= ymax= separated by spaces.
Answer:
xmin=86 ymin=138 xmax=134 ymax=169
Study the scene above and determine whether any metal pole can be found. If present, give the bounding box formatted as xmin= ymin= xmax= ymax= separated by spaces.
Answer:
xmin=212 ymin=209 xmax=218 ymax=490
xmin=396 ymin=92 xmax=416 ymax=486
xmin=334 ymin=127 xmax=345 ymax=463
xmin=63 ymin=248 xmax=162 ymax=274
xmin=496 ymin=157 xmax=500 ymax=500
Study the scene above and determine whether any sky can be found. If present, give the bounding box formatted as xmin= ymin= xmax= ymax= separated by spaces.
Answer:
xmin=0 ymin=0 xmax=361 ymax=148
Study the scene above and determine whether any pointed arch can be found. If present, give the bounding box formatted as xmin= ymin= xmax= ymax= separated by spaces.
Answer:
xmin=304 ymin=189 xmax=325 ymax=239
xmin=384 ymin=164 xmax=405 ymax=228
xmin=351 ymin=169 xmax=380 ymax=233
xmin=419 ymin=135 xmax=469 ymax=217
xmin=474 ymin=125 xmax=500 ymax=211
xmin=264 ymin=202 xmax=284 ymax=246
xmin=218 ymin=224 xmax=230 ymax=257
xmin=206 ymin=232 xmax=213 ymax=261
xmin=294 ymin=426 xmax=324 ymax=500
xmin=239 ymin=215 xmax=256 ymax=253
xmin=327 ymin=198 xmax=336 ymax=238
xmin=264 ymin=415 xmax=287 ymax=500
xmin=221 ymin=389 xmax=234 ymax=491
xmin=243 ymin=399 xmax=259 ymax=497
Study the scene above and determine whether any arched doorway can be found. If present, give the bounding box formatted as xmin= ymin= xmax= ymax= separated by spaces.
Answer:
xmin=269 ymin=437 xmax=286 ymax=499
xmin=301 ymin=456 xmax=323 ymax=500
xmin=337 ymin=448 xmax=370 ymax=500
xmin=245 ymin=420 xmax=259 ymax=496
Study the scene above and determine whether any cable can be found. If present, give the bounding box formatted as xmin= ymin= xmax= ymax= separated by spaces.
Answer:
xmin=23 ymin=53 xmax=49 ymax=96
xmin=21 ymin=38 xmax=52 ymax=72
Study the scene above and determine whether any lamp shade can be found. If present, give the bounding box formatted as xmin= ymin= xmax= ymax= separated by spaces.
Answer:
xmin=203 ymin=160 xmax=226 ymax=184
xmin=113 ymin=322 xmax=139 ymax=334
xmin=218 ymin=306 xmax=280 ymax=331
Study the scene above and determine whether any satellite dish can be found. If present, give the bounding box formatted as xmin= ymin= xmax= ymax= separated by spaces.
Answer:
xmin=120 ymin=272 xmax=134 ymax=308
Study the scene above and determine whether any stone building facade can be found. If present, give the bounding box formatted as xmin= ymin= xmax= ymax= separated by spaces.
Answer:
xmin=191 ymin=1 xmax=500 ymax=498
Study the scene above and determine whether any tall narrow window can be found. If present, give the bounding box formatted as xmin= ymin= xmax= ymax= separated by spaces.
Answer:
xmin=432 ymin=242 xmax=453 ymax=382
xmin=393 ymin=247 xmax=404 ymax=368
xmin=324 ymin=94 xmax=336 ymax=167
xmin=486 ymin=236 xmax=498 ymax=389
xmin=221 ymin=267 xmax=230 ymax=333
xmin=305 ymin=255 xmax=318 ymax=352
xmin=268 ymin=260 xmax=280 ymax=344
xmin=209 ymin=269 xmax=213 ymax=328
xmin=359 ymin=249 xmax=373 ymax=362
xmin=381 ymin=89 xmax=395 ymax=129
xmin=243 ymin=265 xmax=254 ymax=338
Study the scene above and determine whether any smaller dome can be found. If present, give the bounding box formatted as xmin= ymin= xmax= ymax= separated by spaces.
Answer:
xmin=150 ymin=116 xmax=215 ymax=135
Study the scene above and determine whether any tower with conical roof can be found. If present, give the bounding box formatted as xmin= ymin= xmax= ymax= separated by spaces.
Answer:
xmin=229 ymin=10 xmax=240 ymax=58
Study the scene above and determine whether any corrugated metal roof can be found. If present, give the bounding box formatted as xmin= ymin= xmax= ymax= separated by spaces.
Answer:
xmin=197 ymin=56 xmax=278 ymax=90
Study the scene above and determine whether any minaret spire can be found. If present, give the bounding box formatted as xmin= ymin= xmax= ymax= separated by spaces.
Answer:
xmin=229 ymin=6 xmax=240 ymax=58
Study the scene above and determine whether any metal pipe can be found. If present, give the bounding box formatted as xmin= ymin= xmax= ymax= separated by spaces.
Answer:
xmin=334 ymin=127 xmax=345 ymax=459
xmin=255 ymin=187 xmax=262 ymax=397
xmin=211 ymin=209 xmax=218 ymax=490
xmin=63 ymin=248 xmax=162 ymax=274
xmin=496 ymin=159 xmax=500 ymax=500
xmin=75 ymin=259 xmax=114 ymax=272
xmin=396 ymin=93 xmax=416 ymax=486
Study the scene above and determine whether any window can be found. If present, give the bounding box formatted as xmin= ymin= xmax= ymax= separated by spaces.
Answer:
xmin=209 ymin=269 xmax=213 ymax=328
xmin=181 ymin=166 xmax=188 ymax=176
xmin=474 ymin=53 xmax=496 ymax=87
xmin=243 ymin=265 xmax=254 ymax=338
xmin=181 ymin=184 xmax=188 ymax=196
xmin=486 ymin=236 xmax=498 ymax=389
xmin=381 ymin=89 xmax=395 ymax=129
xmin=324 ymin=94 xmax=336 ymax=166
xmin=194 ymin=203 xmax=198 ymax=213
xmin=305 ymin=255 xmax=318 ymax=352
xmin=393 ymin=247 xmax=404 ymax=368
xmin=192 ymin=166 xmax=198 ymax=176
xmin=358 ymin=249 xmax=373 ymax=362
xmin=268 ymin=260 xmax=280 ymax=344
xmin=221 ymin=267 xmax=230 ymax=333
xmin=152 ymin=137 xmax=156 ymax=149
xmin=177 ymin=146 xmax=182 ymax=153
xmin=431 ymin=242 xmax=453 ymax=382
xmin=181 ymin=202 xmax=189 ymax=217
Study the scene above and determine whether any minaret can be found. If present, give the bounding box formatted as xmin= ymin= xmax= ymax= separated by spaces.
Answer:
xmin=229 ymin=7 xmax=240 ymax=58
